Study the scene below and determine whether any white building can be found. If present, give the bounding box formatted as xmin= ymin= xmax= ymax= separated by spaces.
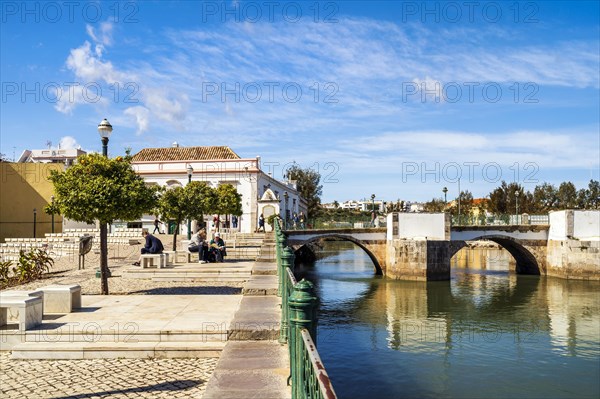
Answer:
xmin=131 ymin=144 xmax=307 ymax=234
xmin=18 ymin=148 xmax=86 ymax=166
xmin=338 ymin=199 xmax=385 ymax=212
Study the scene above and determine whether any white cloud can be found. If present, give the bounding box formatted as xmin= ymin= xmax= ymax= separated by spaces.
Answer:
xmin=51 ymin=136 xmax=80 ymax=150
xmin=86 ymin=21 xmax=113 ymax=47
xmin=56 ymin=16 xmax=599 ymax=182
xmin=124 ymin=106 xmax=150 ymax=135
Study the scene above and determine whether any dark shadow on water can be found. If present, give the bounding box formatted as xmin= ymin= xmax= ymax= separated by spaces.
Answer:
xmin=128 ymin=286 xmax=242 ymax=295
xmin=50 ymin=379 xmax=202 ymax=399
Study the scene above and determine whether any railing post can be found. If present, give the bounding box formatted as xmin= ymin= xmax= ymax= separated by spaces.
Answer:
xmin=276 ymin=227 xmax=288 ymax=297
xmin=279 ymin=246 xmax=295 ymax=344
xmin=289 ymin=278 xmax=319 ymax=399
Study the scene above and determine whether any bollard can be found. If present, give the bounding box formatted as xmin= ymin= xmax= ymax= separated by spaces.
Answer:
xmin=288 ymin=278 xmax=319 ymax=399
xmin=279 ymin=246 xmax=295 ymax=343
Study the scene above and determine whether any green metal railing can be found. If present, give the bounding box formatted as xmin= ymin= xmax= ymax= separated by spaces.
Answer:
xmin=452 ymin=214 xmax=549 ymax=226
xmin=275 ymin=217 xmax=337 ymax=399
xmin=282 ymin=217 xmax=386 ymax=230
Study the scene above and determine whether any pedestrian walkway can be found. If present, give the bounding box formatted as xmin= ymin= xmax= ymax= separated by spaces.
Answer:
xmin=203 ymin=261 xmax=291 ymax=399
xmin=2 ymin=294 xmax=242 ymax=359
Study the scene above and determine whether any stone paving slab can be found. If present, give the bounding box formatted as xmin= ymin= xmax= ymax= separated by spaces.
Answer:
xmin=243 ymin=275 xmax=279 ymax=295
xmin=228 ymin=296 xmax=281 ymax=340
xmin=10 ymin=340 xmax=226 ymax=359
xmin=203 ymin=341 xmax=290 ymax=399
xmin=252 ymin=262 xmax=278 ymax=275
xmin=1 ymin=294 xmax=242 ymax=354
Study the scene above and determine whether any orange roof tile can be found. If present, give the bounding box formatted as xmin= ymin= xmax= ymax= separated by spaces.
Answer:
xmin=131 ymin=146 xmax=241 ymax=162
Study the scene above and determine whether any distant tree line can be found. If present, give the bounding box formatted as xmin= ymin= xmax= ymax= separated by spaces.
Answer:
xmin=424 ymin=180 xmax=599 ymax=215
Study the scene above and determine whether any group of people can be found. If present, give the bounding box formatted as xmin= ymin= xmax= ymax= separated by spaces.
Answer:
xmin=256 ymin=211 xmax=306 ymax=232
xmin=133 ymin=228 xmax=226 ymax=266
xmin=188 ymin=228 xmax=226 ymax=263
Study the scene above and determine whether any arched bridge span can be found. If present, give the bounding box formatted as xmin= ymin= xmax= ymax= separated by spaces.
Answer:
xmin=285 ymin=228 xmax=387 ymax=275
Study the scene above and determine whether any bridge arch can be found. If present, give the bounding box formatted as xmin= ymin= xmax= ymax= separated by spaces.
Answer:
xmin=293 ymin=234 xmax=384 ymax=275
xmin=450 ymin=235 xmax=540 ymax=275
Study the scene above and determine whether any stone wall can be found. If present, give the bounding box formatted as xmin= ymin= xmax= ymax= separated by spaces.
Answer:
xmin=385 ymin=239 xmax=451 ymax=281
xmin=0 ymin=163 xmax=63 ymax=242
xmin=546 ymin=239 xmax=600 ymax=280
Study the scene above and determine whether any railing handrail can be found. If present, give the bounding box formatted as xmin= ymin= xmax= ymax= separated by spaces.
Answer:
xmin=300 ymin=328 xmax=338 ymax=399
xmin=286 ymin=266 xmax=298 ymax=286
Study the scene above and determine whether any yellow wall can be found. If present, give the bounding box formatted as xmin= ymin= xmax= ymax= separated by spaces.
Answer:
xmin=0 ymin=163 xmax=63 ymax=242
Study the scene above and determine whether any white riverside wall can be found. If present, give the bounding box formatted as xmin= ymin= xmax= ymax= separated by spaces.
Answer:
xmin=549 ymin=210 xmax=600 ymax=241
xmin=387 ymin=213 xmax=450 ymax=240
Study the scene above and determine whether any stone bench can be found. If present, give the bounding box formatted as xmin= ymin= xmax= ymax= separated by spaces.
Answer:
xmin=38 ymin=284 xmax=82 ymax=314
xmin=140 ymin=254 xmax=166 ymax=269
xmin=0 ymin=296 xmax=43 ymax=331
xmin=0 ymin=290 xmax=44 ymax=320
xmin=162 ymin=251 xmax=176 ymax=266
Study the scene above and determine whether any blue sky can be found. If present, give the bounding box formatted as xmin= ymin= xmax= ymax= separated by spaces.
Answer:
xmin=1 ymin=1 xmax=599 ymax=202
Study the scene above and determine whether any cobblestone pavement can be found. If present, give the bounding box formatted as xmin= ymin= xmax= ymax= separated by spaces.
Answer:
xmin=0 ymin=352 xmax=218 ymax=399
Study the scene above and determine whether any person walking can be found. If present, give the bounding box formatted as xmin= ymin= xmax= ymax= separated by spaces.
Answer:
xmin=257 ymin=214 xmax=265 ymax=232
xmin=153 ymin=217 xmax=162 ymax=234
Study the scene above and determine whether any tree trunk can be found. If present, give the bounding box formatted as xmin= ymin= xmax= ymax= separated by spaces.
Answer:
xmin=100 ymin=222 xmax=109 ymax=295
xmin=172 ymin=219 xmax=179 ymax=251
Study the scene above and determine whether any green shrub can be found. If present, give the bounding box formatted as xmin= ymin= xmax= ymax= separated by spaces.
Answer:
xmin=0 ymin=249 xmax=54 ymax=289
xmin=0 ymin=260 xmax=12 ymax=287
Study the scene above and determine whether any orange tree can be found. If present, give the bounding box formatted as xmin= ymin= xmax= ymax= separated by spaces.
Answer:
xmin=214 ymin=184 xmax=243 ymax=229
xmin=49 ymin=153 xmax=158 ymax=294
xmin=157 ymin=181 xmax=216 ymax=251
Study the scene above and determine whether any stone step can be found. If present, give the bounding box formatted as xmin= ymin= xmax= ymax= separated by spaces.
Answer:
xmin=227 ymin=296 xmax=281 ymax=340
xmin=252 ymin=263 xmax=277 ymax=275
xmin=151 ymin=275 xmax=249 ymax=282
xmin=20 ymin=329 xmax=228 ymax=343
xmin=203 ymin=341 xmax=290 ymax=399
xmin=10 ymin=340 xmax=226 ymax=359
xmin=242 ymin=275 xmax=279 ymax=296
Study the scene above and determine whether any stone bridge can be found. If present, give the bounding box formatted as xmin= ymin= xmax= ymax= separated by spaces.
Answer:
xmin=286 ymin=228 xmax=387 ymax=274
xmin=284 ymin=210 xmax=599 ymax=281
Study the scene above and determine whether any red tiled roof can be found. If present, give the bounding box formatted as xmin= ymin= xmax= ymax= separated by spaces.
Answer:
xmin=131 ymin=146 xmax=241 ymax=162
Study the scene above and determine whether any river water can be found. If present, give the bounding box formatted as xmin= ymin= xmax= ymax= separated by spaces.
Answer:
xmin=295 ymin=242 xmax=600 ymax=399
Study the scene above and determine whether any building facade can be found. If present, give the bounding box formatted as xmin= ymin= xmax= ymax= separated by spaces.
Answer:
xmin=18 ymin=148 xmax=86 ymax=167
xmin=131 ymin=145 xmax=307 ymax=234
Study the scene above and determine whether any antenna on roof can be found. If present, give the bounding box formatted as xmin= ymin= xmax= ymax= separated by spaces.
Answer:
xmin=46 ymin=140 xmax=52 ymax=149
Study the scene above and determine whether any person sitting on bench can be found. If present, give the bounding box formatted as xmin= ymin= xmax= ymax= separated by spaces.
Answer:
xmin=208 ymin=232 xmax=226 ymax=262
xmin=189 ymin=228 xmax=209 ymax=264
xmin=133 ymin=229 xmax=164 ymax=266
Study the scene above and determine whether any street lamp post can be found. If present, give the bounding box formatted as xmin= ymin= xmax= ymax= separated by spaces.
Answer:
xmin=442 ymin=187 xmax=448 ymax=207
xmin=515 ymin=191 xmax=520 ymax=225
xmin=51 ymin=195 xmax=55 ymax=234
xmin=284 ymin=191 xmax=289 ymax=230
xmin=97 ymin=118 xmax=113 ymax=157
xmin=187 ymin=164 xmax=194 ymax=239
xmin=371 ymin=194 xmax=376 ymax=226
xmin=97 ymin=119 xmax=113 ymax=289
xmin=33 ymin=208 xmax=37 ymax=238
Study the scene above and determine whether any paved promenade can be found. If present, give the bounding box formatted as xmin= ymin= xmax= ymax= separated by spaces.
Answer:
xmin=1 ymin=239 xmax=290 ymax=398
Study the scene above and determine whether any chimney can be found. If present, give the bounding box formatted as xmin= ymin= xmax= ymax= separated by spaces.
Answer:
xmin=172 ymin=142 xmax=179 ymax=148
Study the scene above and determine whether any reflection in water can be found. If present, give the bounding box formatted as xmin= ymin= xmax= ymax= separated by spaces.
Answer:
xmin=295 ymin=241 xmax=600 ymax=399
